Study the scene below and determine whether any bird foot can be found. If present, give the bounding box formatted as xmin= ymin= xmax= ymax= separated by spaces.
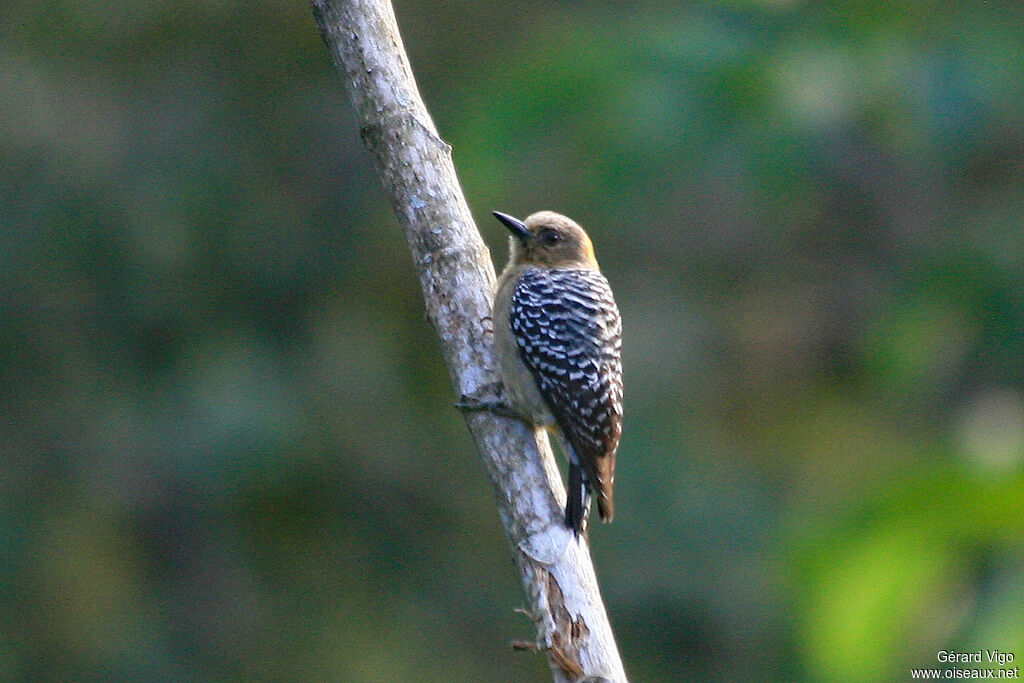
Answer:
xmin=455 ymin=385 xmax=522 ymax=420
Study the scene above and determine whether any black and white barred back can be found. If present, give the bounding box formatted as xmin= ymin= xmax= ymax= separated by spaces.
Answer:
xmin=510 ymin=266 xmax=623 ymax=528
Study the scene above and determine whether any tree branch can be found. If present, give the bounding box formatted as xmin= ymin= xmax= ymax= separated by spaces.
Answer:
xmin=310 ymin=2 xmax=627 ymax=680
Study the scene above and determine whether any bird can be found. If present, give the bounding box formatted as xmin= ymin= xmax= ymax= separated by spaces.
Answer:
xmin=489 ymin=210 xmax=623 ymax=535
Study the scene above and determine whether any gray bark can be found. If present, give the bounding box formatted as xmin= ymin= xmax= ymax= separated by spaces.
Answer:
xmin=311 ymin=2 xmax=627 ymax=680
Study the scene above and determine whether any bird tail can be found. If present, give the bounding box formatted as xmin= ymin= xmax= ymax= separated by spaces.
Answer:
xmin=596 ymin=479 xmax=613 ymax=523
xmin=565 ymin=461 xmax=589 ymax=535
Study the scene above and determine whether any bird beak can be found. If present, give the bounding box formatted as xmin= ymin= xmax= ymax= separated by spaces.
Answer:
xmin=493 ymin=211 xmax=531 ymax=242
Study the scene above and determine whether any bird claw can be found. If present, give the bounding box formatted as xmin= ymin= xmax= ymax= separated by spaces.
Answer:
xmin=455 ymin=385 xmax=522 ymax=420
xmin=455 ymin=395 xmax=522 ymax=420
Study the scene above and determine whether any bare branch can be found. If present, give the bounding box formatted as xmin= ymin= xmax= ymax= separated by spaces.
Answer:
xmin=311 ymin=1 xmax=627 ymax=680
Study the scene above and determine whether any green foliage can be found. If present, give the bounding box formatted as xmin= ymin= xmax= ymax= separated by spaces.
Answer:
xmin=2 ymin=0 xmax=1023 ymax=680
xmin=789 ymin=467 xmax=1024 ymax=680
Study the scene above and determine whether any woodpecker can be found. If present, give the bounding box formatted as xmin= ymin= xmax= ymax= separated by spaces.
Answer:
xmin=490 ymin=210 xmax=623 ymax=535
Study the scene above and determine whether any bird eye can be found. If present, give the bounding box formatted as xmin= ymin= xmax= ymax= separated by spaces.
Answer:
xmin=540 ymin=229 xmax=561 ymax=246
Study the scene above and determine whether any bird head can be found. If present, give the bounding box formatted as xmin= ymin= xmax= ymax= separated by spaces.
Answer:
xmin=493 ymin=210 xmax=598 ymax=269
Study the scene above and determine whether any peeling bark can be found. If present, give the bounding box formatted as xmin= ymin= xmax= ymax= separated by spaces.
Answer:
xmin=311 ymin=1 xmax=627 ymax=680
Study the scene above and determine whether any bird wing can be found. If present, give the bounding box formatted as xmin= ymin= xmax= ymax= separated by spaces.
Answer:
xmin=510 ymin=267 xmax=623 ymax=519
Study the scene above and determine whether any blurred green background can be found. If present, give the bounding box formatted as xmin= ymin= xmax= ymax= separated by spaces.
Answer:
xmin=3 ymin=0 xmax=1024 ymax=680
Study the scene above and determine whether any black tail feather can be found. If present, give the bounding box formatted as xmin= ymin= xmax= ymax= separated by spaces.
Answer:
xmin=565 ymin=462 xmax=589 ymax=535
